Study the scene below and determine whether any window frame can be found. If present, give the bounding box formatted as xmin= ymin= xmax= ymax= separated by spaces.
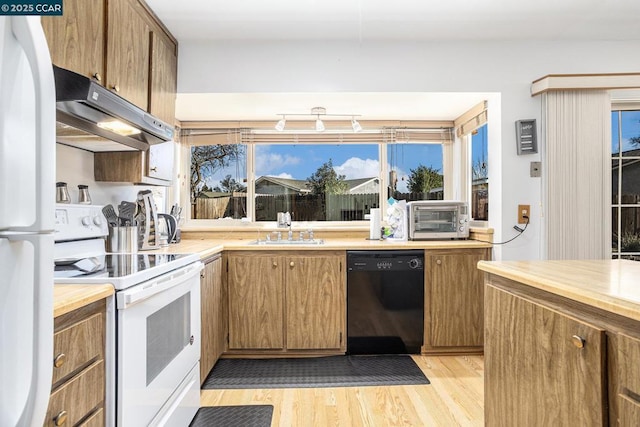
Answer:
xmin=180 ymin=139 xmax=457 ymax=229
xmin=611 ymin=107 xmax=640 ymax=260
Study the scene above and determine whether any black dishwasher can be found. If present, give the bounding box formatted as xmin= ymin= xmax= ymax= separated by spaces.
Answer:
xmin=347 ymin=250 xmax=424 ymax=355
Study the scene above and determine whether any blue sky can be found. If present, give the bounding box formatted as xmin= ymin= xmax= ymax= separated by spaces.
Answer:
xmin=612 ymin=110 xmax=640 ymax=154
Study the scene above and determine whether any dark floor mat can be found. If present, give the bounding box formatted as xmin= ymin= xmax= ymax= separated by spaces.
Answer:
xmin=202 ymin=355 xmax=430 ymax=389
xmin=189 ymin=405 xmax=273 ymax=427
xmin=347 ymin=336 xmax=409 ymax=355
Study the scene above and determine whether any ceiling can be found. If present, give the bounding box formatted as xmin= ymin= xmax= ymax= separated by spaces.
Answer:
xmin=146 ymin=0 xmax=640 ymax=123
xmin=147 ymin=0 xmax=640 ymax=43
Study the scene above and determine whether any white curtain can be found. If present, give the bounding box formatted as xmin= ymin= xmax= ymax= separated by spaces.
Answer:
xmin=542 ymin=90 xmax=611 ymax=259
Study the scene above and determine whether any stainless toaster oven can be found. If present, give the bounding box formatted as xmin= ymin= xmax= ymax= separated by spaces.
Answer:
xmin=408 ymin=200 xmax=469 ymax=240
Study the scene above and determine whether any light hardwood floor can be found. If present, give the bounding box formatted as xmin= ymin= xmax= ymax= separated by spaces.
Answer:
xmin=200 ymin=355 xmax=484 ymax=426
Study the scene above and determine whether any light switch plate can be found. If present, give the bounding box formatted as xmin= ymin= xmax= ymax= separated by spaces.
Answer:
xmin=530 ymin=161 xmax=542 ymax=177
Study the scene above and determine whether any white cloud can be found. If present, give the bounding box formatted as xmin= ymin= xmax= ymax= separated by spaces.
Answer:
xmin=334 ymin=157 xmax=379 ymax=180
xmin=255 ymin=147 xmax=301 ymax=175
xmin=270 ymin=172 xmax=293 ymax=179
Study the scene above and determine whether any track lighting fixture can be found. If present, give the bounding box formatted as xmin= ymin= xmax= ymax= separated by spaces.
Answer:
xmin=275 ymin=116 xmax=286 ymax=131
xmin=274 ymin=107 xmax=361 ymax=132
xmin=351 ymin=117 xmax=362 ymax=132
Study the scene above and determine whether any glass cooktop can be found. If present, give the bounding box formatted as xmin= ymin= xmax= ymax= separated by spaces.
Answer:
xmin=54 ymin=252 xmax=200 ymax=290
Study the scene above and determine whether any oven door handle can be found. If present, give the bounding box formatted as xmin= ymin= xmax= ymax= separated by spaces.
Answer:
xmin=118 ymin=261 xmax=203 ymax=309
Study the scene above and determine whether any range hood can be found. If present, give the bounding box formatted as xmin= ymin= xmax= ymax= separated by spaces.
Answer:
xmin=53 ymin=65 xmax=173 ymax=152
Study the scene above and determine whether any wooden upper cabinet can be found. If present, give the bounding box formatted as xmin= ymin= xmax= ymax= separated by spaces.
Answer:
xmin=285 ymin=253 xmax=344 ymax=350
xmin=227 ymin=254 xmax=284 ymax=350
xmin=426 ymin=248 xmax=489 ymax=349
xmin=484 ymin=285 xmax=607 ymax=426
xmin=149 ymin=31 xmax=177 ymax=125
xmin=41 ymin=0 xmax=105 ymax=81
xmin=106 ymin=0 xmax=150 ymax=111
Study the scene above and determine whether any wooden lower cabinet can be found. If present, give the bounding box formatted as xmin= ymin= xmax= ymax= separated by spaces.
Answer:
xmin=285 ymin=254 xmax=344 ymax=350
xmin=226 ymin=251 xmax=345 ymax=354
xmin=227 ymin=253 xmax=284 ymax=350
xmin=485 ymin=283 xmax=607 ymax=426
xmin=424 ymin=248 xmax=490 ymax=353
xmin=615 ymin=333 xmax=640 ymax=426
xmin=200 ymin=254 xmax=225 ymax=383
xmin=46 ymin=300 xmax=106 ymax=426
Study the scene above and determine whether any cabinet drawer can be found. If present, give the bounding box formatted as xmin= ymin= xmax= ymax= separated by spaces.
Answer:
xmin=619 ymin=394 xmax=640 ymax=426
xmin=617 ymin=333 xmax=640 ymax=395
xmin=78 ymin=407 xmax=104 ymax=427
xmin=52 ymin=312 xmax=104 ymax=385
xmin=45 ymin=360 xmax=104 ymax=427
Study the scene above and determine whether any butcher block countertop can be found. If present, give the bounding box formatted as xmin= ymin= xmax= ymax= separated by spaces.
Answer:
xmin=149 ymin=237 xmax=492 ymax=258
xmin=53 ymin=237 xmax=490 ymax=313
xmin=478 ymin=259 xmax=640 ymax=322
xmin=53 ymin=284 xmax=114 ymax=317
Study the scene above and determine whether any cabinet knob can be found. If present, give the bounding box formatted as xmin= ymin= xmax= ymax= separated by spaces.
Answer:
xmin=272 ymin=261 xmax=277 ymax=267
xmin=436 ymin=259 xmax=442 ymax=265
xmin=200 ymin=272 xmax=205 ymax=279
xmin=92 ymin=72 xmax=101 ymax=82
xmin=54 ymin=410 xmax=68 ymax=426
xmin=111 ymin=84 xmax=120 ymax=92
xmin=289 ymin=261 xmax=295 ymax=268
xmin=53 ymin=353 xmax=66 ymax=368
xmin=150 ymin=167 xmax=158 ymax=172
xmin=571 ymin=335 xmax=585 ymax=349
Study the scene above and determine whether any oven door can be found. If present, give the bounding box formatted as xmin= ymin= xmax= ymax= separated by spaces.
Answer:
xmin=116 ymin=261 xmax=203 ymax=426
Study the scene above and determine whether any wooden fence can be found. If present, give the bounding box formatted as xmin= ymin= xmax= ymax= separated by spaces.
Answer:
xmin=193 ymin=196 xmax=246 ymax=219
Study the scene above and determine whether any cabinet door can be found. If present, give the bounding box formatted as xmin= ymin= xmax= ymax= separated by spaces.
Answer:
xmin=484 ymin=285 xmax=606 ymax=426
xmin=149 ymin=31 xmax=177 ymax=125
xmin=227 ymin=254 xmax=284 ymax=350
xmin=106 ymin=0 xmax=150 ymax=110
xmin=200 ymin=256 xmax=223 ymax=383
xmin=615 ymin=333 xmax=640 ymax=425
xmin=428 ymin=249 xmax=488 ymax=347
xmin=41 ymin=0 xmax=105 ymax=81
xmin=285 ymin=254 xmax=344 ymax=350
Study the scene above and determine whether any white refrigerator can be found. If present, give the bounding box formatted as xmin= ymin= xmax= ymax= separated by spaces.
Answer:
xmin=0 ymin=16 xmax=56 ymax=426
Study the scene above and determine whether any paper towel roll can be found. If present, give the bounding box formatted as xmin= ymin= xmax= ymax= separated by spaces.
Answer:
xmin=369 ymin=208 xmax=381 ymax=239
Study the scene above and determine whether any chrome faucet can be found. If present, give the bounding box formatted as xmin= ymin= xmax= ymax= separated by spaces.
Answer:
xmin=285 ymin=212 xmax=293 ymax=240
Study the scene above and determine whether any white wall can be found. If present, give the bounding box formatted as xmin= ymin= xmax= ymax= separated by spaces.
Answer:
xmin=177 ymin=39 xmax=640 ymax=261
xmin=56 ymin=144 xmax=166 ymax=211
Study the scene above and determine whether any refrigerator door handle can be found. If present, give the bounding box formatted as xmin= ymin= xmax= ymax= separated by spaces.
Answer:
xmin=1 ymin=233 xmax=54 ymax=427
xmin=10 ymin=17 xmax=56 ymax=232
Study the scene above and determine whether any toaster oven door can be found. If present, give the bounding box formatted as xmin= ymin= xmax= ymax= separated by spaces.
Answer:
xmin=411 ymin=207 xmax=459 ymax=238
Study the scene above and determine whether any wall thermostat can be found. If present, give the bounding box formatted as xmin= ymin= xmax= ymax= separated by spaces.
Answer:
xmin=515 ymin=119 xmax=538 ymax=155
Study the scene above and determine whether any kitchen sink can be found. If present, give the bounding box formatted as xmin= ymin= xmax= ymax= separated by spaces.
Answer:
xmin=250 ymin=238 xmax=325 ymax=245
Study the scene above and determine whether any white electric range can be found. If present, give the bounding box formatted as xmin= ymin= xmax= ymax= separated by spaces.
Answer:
xmin=53 ymin=204 xmax=203 ymax=427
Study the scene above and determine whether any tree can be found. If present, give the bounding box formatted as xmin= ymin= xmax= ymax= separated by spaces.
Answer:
xmin=306 ymin=159 xmax=348 ymax=195
xmin=472 ymin=158 xmax=488 ymax=181
xmin=630 ymin=136 xmax=640 ymax=147
xmin=213 ymin=174 xmax=246 ymax=193
xmin=407 ymin=165 xmax=443 ymax=194
xmin=191 ymin=144 xmax=244 ymax=200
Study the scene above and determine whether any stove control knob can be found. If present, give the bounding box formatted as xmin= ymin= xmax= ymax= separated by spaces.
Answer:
xmin=459 ymin=226 xmax=465 ymax=232
xmin=93 ymin=216 xmax=103 ymax=226
xmin=81 ymin=216 xmax=91 ymax=226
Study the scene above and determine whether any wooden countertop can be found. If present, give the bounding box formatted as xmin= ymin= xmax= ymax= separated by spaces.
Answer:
xmin=149 ymin=237 xmax=491 ymax=257
xmin=54 ymin=238 xmax=489 ymax=314
xmin=53 ymin=284 xmax=114 ymax=318
xmin=477 ymin=259 xmax=640 ymax=322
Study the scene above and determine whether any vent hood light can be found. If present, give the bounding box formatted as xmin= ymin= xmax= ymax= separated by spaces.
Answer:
xmin=97 ymin=120 xmax=142 ymax=136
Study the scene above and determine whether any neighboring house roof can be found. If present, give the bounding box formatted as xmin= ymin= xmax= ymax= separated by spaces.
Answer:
xmin=255 ymin=176 xmax=311 ymax=193
xmin=346 ymin=177 xmax=379 ymax=193
xmin=255 ymin=176 xmax=380 ymax=194
xmin=198 ymin=191 xmax=231 ymax=199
